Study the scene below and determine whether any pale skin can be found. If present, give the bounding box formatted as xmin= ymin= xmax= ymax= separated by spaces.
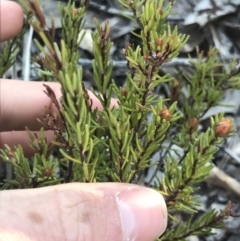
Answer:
xmin=0 ymin=1 xmax=168 ymax=241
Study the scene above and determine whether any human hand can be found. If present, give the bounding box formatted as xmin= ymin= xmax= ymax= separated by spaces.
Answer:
xmin=0 ymin=1 xmax=168 ymax=241
xmin=0 ymin=182 xmax=167 ymax=241
xmin=0 ymin=0 xmax=117 ymax=156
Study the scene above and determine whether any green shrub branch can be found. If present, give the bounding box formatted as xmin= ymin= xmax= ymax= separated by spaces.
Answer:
xmin=1 ymin=0 xmax=240 ymax=240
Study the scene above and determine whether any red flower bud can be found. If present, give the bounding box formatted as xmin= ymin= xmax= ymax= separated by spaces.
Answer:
xmin=215 ymin=118 xmax=233 ymax=137
xmin=155 ymin=38 xmax=164 ymax=47
xmin=189 ymin=117 xmax=198 ymax=129
xmin=72 ymin=9 xmax=78 ymax=15
xmin=43 ymin=168 xmax=52 ymax=177
xmin=121 ymin=88 xmax=128 ymax=97
xmin=7 ymin=151 xmax=15 ymax=159
xmin=144 ymin=54 xmax=149 ymax=60
xmin=158 ymin=8 xmax=163 ymax=15
xmin=159 ymin=108 xmax=171 ymax=121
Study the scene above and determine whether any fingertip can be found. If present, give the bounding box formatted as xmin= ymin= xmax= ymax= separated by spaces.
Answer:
xmin=0 ymin=1 xmax=24 ymax=41
xmin=55 ymin=183 xmax=168 ymax=241
xmin=117 ymin=186 xmax=168 ymax=241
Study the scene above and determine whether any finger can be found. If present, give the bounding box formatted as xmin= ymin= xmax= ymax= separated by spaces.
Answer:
xmin=0 ymin=79 xmax=118 ymax=132
xmin=0 ymin=130 xmax=55 ymax=158
xmin=0 ymin=1 xmax=24 ymax=42
xmin=0 ymin=183 xmax=168 ymax=241
xmin=0 ymin=79 xmax=62 ymax=132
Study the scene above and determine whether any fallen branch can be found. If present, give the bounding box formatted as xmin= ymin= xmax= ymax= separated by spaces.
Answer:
xmin=206 ymin=166 xmax=240 ymax=197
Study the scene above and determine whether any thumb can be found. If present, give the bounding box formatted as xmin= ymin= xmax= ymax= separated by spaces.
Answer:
xmin=0 ymin=183 xmax=167 ymax=241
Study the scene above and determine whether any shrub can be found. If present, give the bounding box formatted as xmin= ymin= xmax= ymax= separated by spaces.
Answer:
xmin=1 ymin=0 xmax=240 ymax=240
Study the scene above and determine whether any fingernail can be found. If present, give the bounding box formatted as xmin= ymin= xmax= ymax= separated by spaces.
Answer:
xmin=117 ymin=187 xmax=167 ymax=241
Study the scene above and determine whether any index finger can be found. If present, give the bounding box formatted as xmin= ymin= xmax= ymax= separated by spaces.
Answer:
xmin=0 ymin=79 xmax=61 ymax=132
xmin=0 ymin=79 xmax=118 ymax=132
xmin=0 ymin=1 xmax=24 ymax=42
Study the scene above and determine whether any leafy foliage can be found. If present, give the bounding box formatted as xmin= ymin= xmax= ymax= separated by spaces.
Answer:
xmin=1 ymin=0 xmax=240 ymax=240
